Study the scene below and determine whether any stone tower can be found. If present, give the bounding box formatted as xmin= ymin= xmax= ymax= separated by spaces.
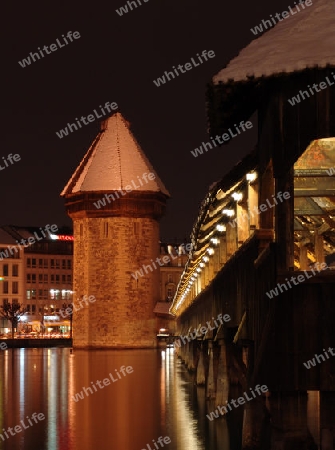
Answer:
xmin=61 ymin=112 xmax=170 ymax=348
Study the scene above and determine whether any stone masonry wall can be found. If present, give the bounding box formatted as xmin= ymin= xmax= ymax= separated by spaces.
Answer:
xmin=72 ymin=216 xmax=160 ymax=348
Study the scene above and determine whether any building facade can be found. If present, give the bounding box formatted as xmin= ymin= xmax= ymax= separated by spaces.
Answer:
xmin=0 ymin=226 xmax=73 ymax=335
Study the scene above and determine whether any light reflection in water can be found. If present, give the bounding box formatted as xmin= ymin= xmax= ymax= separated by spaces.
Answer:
xmin=0 ymin=348 xmax=332 ymax=450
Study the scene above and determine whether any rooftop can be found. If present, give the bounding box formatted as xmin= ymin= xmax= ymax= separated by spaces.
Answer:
xmin=61 ymin=112 xmax=170 ymax=197
xmin=214 ymin=0 xmax=335 ymax=84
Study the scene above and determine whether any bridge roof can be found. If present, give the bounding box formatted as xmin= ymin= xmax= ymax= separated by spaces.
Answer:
xmin=213 ymin=0 xmax=334 ymax=85
xmin=61 ymin=112 xmax=170 ymax=197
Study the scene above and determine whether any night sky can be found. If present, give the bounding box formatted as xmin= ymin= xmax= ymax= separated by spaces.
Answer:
xmin=2 ymin=0 xmax=292 ymax=240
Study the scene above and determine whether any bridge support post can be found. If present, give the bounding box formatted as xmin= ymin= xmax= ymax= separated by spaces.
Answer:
xmin=215 ymin=338 xmax=229 ymax=408
xmin=179 ymin=336 xmax=186 ymax=362
xmin=196 ymin=343 xmax=206 ymax=385
xmin=320 ymin=392 xmax=335 ymax=449
xmin=242 ymin=397 xmax=267 ymax=450
xmin=261 ymin=392 xmax=319 ymax=449
xmin=207 ymin=340 xmax=216 ymax=399
xmin=187 ymin=340 xmax=196 ymax=371
xmin=184 ymin=340 xmax=191 ymax=368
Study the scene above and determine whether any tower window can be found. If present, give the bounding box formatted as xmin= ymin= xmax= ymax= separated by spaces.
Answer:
xmin=134 ymin=222 xmax=140 ymax=236
xmin=103 ymin=222 xmax=109 ymax=238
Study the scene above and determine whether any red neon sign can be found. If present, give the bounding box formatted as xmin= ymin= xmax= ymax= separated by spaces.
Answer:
xmin=56 ymin=235 xmax=74 ymax=241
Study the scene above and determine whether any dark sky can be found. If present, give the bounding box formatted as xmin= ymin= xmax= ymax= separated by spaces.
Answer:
xmin=2 ymin=0 xmax=292 ymax=240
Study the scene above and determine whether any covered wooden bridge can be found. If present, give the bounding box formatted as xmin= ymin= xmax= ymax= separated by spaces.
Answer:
xmin=170 ymin=0 xmax=335 ymax=447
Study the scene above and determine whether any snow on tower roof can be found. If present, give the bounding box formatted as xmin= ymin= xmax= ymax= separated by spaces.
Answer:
xmin=214 ymin=0 xmax=335 ymax=84
xmin=61 ymin=112 xmax=170 ymax=196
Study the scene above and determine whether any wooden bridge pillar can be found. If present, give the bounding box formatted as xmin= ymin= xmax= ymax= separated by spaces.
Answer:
xmin=215 ymin=338 xmax=229 ymax=408
xmin=208 ymin=258 xmax=215 ymax=283
xmin=219 ymin=235 xmax=227 ymax=265
xmin=237 ymin=202 xmax=250 ymax=246
xmin=320 ymin=392 xmax=335 ymax=449
xmin=314 ymin=232 xmax=325 ymax=264
xmin=299 ymin=243 xmax=309 ymax=270
xmin=200 ymin=269 xmax=205 ymax=290
xmin=207 ymin=340 xmax=216 ymax=399
xmin=275 ymin=172 xmax=294 ymax=271
xmin=188 ymin=340 xmax=197 ymax=371
xmin=242 ymin=398 xmax=268 ymax=450
xmin=226 ymin=222 xmax=237 ymax=258
xmin=204 ymin=264 xmax=210 ymax=287
xmin=213 ymin=247 xmax=220 ymax=274
xmin=182 ymin=337 xmax=196 ymax=371
xmin=196 ymin=342 xmax=206 ymax=385
xmin=248 ymin=182 xmax=259 ymax=229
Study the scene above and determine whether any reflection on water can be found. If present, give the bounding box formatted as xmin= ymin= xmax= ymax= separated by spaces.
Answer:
xmin=0 ymin=348 xmax=333 ymax=450
xmin=0 ymin=348 xmax=219 ymax=450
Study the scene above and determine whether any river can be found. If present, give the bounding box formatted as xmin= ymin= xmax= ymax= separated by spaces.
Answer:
xmin=1 ymin=347 xmax=331 ymax=450
xmin=0 ymin=347 xmax=240 ymax=450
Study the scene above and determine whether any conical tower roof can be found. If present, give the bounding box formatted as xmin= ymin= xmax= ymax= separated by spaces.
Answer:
xmin=61 ymin=112 xmax=170 ymax=197
xmin=214 ymin=0 xmax=335 ymax=84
